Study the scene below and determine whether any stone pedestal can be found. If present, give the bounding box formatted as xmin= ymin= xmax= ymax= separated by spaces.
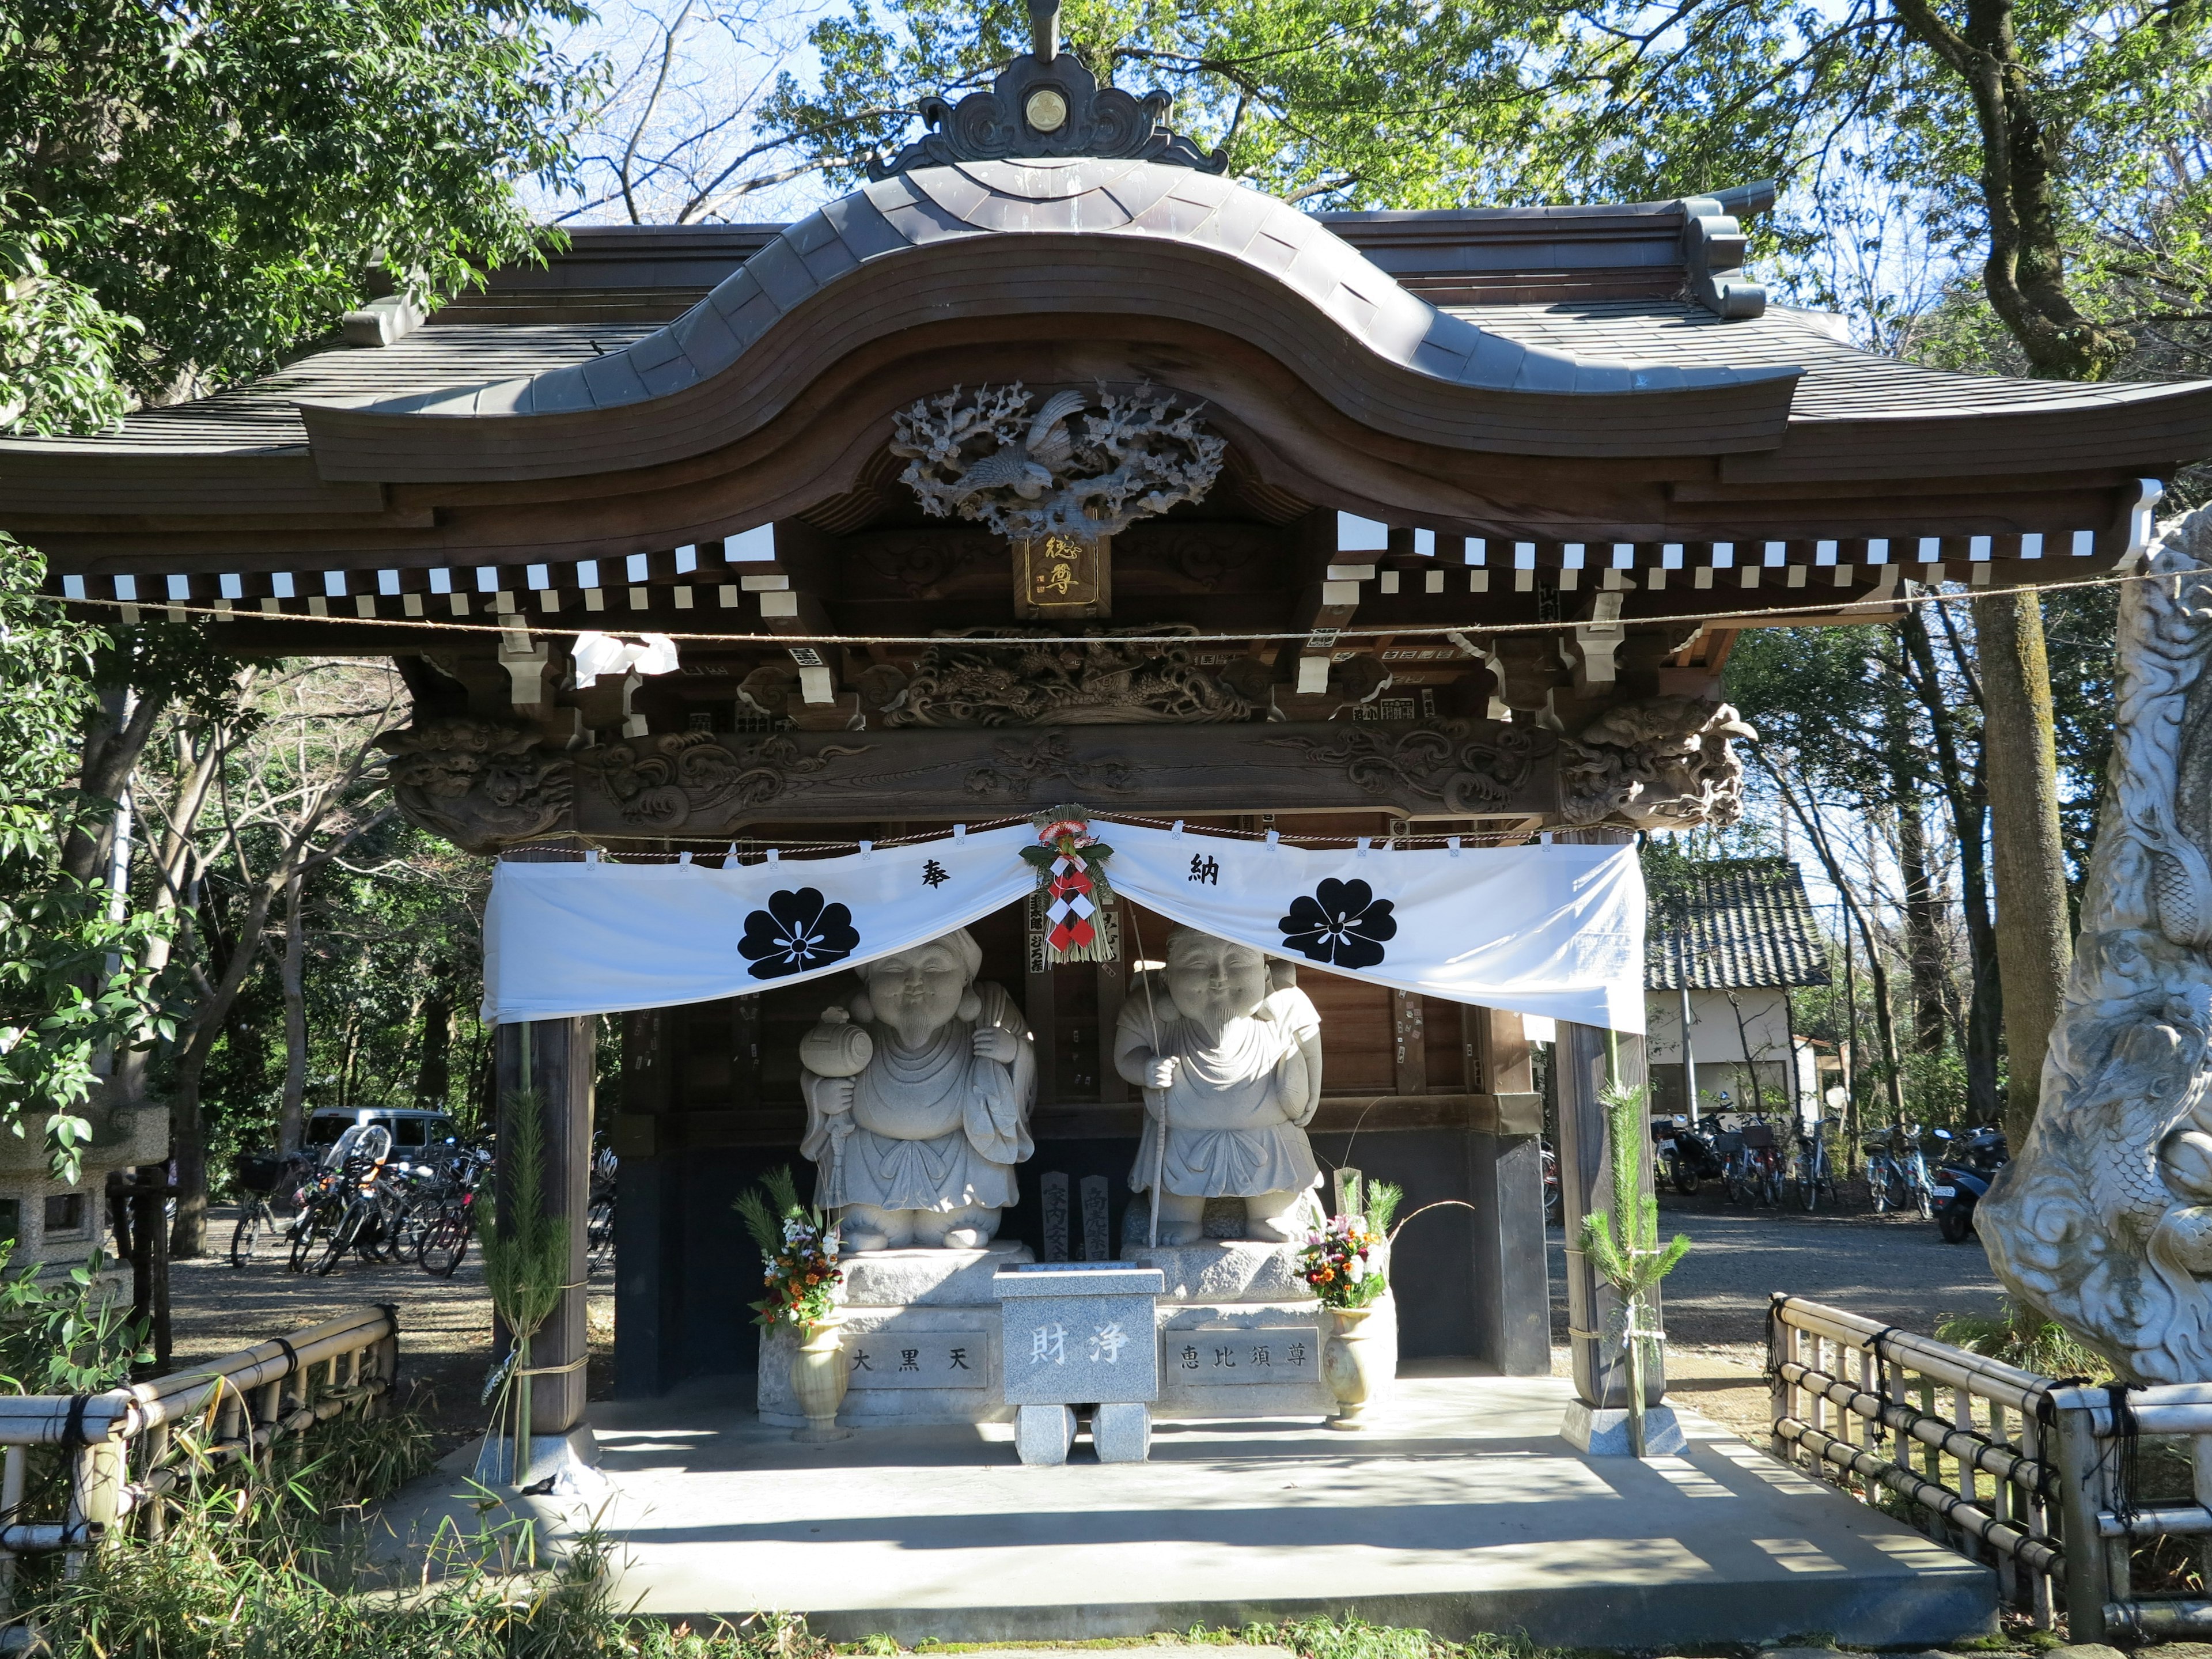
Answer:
xmin=1126 ymin=1241 xmax=1395 ymax=1422
xmin=1092 ymin=1400 xmax=1152 ymax=1463
xmin=1562 ymin=1400 xmax=1686 ymax=1456
xmin=1015 ymin=1403 xmax=1076 ymax=1464
xmin=472 ymin=1423 xmax=611 ymax=1494
xmin=757 ymin=1240 xmax=1032 ymax=1427
xmin=755 ymin=1238 xmax=1399 ymax=1433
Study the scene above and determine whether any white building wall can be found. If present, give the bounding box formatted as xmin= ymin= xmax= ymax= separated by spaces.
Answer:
xmin=1645 ymin=988 xmax=1791 ymax=1066
xmin=1644 ymin=987 xmax=1819 ymax=1120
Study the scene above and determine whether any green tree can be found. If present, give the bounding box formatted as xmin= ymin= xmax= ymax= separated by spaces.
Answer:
xmin=0 ymin=548 xmax=181 ymax=1181
xmin=2 ymin=0 xmax=599 ymax=415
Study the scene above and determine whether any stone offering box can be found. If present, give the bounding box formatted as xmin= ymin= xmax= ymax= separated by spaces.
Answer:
xmin=757 ymin=1238 xmax=1395 ymax=1429
xmin=994 ymin=1262 xmax=1165 ymax=1405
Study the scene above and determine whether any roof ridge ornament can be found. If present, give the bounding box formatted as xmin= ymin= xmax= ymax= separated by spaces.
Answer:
xmin=866 ymin=1 xmax=1227 ymax=179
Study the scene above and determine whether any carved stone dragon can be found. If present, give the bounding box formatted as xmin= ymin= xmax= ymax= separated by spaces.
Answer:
xmin=1558 ymin=696 xmax=1755 ymax=830
xmin=1979 ymin=506 xmax=2212 ymax=1382
xmin=889 ymin=381 xmax=1225 ymax=544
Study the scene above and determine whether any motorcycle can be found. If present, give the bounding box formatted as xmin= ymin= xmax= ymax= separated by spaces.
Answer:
xmin=1930 ymin=1124 xmax=2009 ymax=1244
xmin=1655 ymin=1113 xmax=1726 ymax=1195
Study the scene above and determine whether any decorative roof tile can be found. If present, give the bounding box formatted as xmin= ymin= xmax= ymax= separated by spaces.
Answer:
xmin=1646 ymin=855 xmax=1831 ymax=991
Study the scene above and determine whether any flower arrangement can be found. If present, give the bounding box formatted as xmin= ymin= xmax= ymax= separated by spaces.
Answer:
xmin=734 ymin=1165 xmax=843 ymax=1332
xmin=1300 ymin=1180 xmax=1401 ymax=1309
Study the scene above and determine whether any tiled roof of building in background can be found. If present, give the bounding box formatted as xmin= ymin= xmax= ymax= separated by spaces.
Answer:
xmin=1646 ymin=856 xmax=1832 ymax=991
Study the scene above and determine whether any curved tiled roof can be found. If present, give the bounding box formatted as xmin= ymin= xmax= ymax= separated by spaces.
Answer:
xmin=281 ymin=156 xmax=1806 ymax=481
xmin=366 ymin=160 xmax=1791 ymax=419
xmin=1645 ymin=856 xmax=1831 ymax=991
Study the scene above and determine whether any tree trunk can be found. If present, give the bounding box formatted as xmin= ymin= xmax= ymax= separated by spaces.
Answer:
xmin=414 ymin=980 xmax=453 ymax=1107
xmin=1887 ymin=0 xmax=2130 ymax=379
xmin=1895 ymin=789 xmax=1952 ymax=1055
xmin=1911 ymin=604 xmax=2003 ymax=1123
xmin=62 ymin=684 xmax=167 ymax=884
xmin=1771 ymin=762 xmax=1910 ymax=1124
xmin=278 ymin=871 xmax=308 ymax=1155
xmin=1978 ymin=589 xmax=2073 ymax=1152
xmin=168 ymin=1044 xmax=211 ymax=1259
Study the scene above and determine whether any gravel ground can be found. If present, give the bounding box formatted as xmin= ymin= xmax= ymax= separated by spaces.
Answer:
xmin=168 ymin=1205 xmax=616 ymax=1453
xmin=1611 ymin=1185 xmax=2005 ymax=1352
xmin=1545 ymin=1185 xmax=2007 ymax=1443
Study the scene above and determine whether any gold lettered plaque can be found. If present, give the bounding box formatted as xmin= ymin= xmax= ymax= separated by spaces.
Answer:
xmin=1013 ymin=533 xmax=1111 ymax=618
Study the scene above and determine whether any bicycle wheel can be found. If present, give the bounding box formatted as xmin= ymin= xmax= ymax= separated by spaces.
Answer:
xmin=314 ymin=1203 xmax=365 ymax=1276
xmin=1915 ymin=1180 xmax=1934 ymax=1221
xmin=1722 ymin=1158 xmax=1748 ymax=1205
xmin=1763 ymin=1160 xmax=1785 ymax=1208
xmin=1869 ymin=1159 xmax=1891 ymax=1214
xmin=230 ymin=1202 xmax=267 ymax=1267
xmin=1801 ymin=1158 xmax=1819 ymax=1211
xmin=420 ymin=1211 xmax=471 ymax=1278
xmin=288 ymin=1206 xmax=328 ymax=1271
xmin=587 ymin=1195 xmax=615 ymax=1266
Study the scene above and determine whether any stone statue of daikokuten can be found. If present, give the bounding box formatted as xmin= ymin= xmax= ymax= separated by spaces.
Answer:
xmin=1118 ymin=926 xmax=1324 ymax=1246
xmin=797 ymin=928 xmax=1036 ymax=1251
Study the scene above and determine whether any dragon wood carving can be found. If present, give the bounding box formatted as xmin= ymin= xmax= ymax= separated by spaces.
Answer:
xmin=889 ymin=381 xmax=1224 ymax=544
xmin=378 ymin=719 xmax=574 ymax=854
xmin=575 ymin=732 xmax=868 ymax=831
xmin=1557 ymin=697 xmax=1755 ymax=830
xmin=1266 ymin=722 xmax=1546 ymax=814
xmin=1979 ymin=506 xmax=2212 ymax=1381
xmin=887 ymin=627 xmax=1252 ymax=727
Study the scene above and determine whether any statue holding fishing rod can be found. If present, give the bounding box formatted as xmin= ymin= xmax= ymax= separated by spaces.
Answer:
xmin=1116 ymin=926 xmax=1324 ymax=1245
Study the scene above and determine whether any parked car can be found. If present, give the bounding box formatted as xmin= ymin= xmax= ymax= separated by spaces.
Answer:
xmin=1930 ymin=1125 xmax=2009 ymax=1244
xmin=305 ymin=1107 xmax=462 ymax=1177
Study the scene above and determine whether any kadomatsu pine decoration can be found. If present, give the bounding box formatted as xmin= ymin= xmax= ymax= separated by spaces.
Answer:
xmin=1579 ymin=1069 xmax=1691 ymax=1458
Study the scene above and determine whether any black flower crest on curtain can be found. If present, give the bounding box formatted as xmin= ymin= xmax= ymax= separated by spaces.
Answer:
xmin=1278 ymin=878 xmax=1397 ymax=971
xmin=739 ymin=888 xmax=860 ymax=979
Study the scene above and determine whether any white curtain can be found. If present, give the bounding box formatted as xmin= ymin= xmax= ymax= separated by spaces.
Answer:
xmin=481 ymin=821 xmax=1644 ymax=1032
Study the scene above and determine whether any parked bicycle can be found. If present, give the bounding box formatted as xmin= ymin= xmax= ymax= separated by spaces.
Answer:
xmin=1791 ymin=1115 xmax=1839 ymax=1212
xmin=228 ymin=1150 xmax=317 ymax=1267
xmin=1865 ymin=1122 xmax=1937 ymax=1218
xmin=289 ymin=1123 xmax=397 ymax=1275
xmin=1715 ymin=1112 xmax=1786 ymax=1207
xmin=587 ymin=1139 xmax=618 ymax=1267
xmin=417 ymin=1141 xmax=492 ymax=1278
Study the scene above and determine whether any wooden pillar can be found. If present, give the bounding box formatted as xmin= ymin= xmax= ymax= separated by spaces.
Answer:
xmin=1554 ymin=1020 xmax=1662 ymax=1409
xmin=614 ymin=1006 xmax=681 ymax=1399
xmin=494 ymin=1016 xmax=594 ymax=1435
xmin=1469 ymin=1005 xmax=1535 ymax=1097
xmin=1391 ymin=990 xmax=1428 ymax=1094
xmin=1464 ymin=1006 xmax=1547 ymax=1375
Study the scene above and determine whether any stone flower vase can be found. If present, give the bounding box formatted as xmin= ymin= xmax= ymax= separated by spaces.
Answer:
xmin=790 ymin=1314 xmax=853 ymax=1444
xmin=1322 ymin=1304 xmax=1377 ymax=1430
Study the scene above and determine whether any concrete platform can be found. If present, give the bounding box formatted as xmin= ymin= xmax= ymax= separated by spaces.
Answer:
xmin=374 ymin=1363 xmax=1994 ymax=1648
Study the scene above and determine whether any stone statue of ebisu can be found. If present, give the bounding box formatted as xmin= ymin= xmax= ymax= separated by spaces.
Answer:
xmin=1981 ymin=504 xmax=2212 ymax=1381
xmin=798 ymin=929 xmax=1035 ymax=1251
xmin=1116 ymin=926 xmax=1324 ymax=1245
